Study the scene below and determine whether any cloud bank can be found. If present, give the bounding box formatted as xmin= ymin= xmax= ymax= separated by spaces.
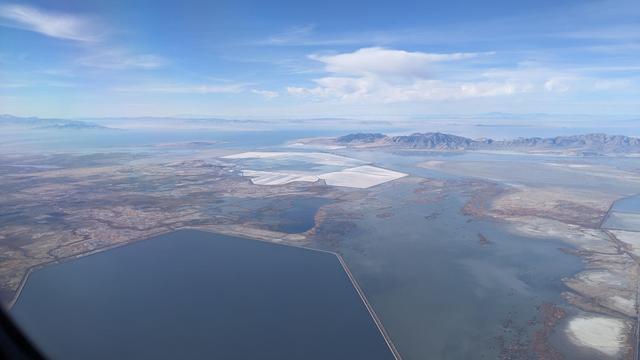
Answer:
xmin=286 ymin=47 xmax=634 ymax=103
xmin=287 ymin=47 xmax=525 ymax=102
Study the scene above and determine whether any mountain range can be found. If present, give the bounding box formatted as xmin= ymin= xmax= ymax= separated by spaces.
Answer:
xmin=334 ymin=132 xmax=640 ymax=154
xmin=0 ymin=115 xmax=106 ymax=130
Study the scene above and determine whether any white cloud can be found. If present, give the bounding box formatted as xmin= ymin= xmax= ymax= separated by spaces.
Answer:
xmin=113 ymin=83 xmax=246 ymax=94
xmin=251 ymin=89 xmax=279 ymax=98
xmin=289 ymin=47 xmax=637 ymax=103
xmin=78 ymin=50 xmax=166 ymax=70
xmin=544 ymin=77 xmax=571 ymax=92
xmin=288 ymin=47 xmax=529 ymax=102
xmin=0 ymin=4 xmax=166 ymax=72
xmin=288 ymin=78 xmax=529 ymax=102
xmin=0 ymin=4 xmax=102 ymax=42
xmin=310 ymin=47 xmax=484 ymax=78
xmin=117 ymin=84 xmax=283 ymax=98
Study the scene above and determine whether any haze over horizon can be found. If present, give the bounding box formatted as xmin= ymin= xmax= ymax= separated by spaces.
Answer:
xmin=0 ymin=0 xmax=638 ymax=120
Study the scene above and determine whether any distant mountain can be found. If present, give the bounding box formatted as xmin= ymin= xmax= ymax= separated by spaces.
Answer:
xmin=484 ymin=134 xmax=640 ymax=153
xmin=0 ymin=115 xmax=107 ymax=129
xmin=389 ymin=133 xmax=475 ymax=150
xmin=335 ymin=132 xmax=640 ymax=154
xmin=336 ymin=133 xmax=387 ymax=144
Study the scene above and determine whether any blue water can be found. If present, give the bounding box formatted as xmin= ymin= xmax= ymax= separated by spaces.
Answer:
xmin=0 ymin=128 xmax=345 ymax=154
xmin=611 ymin=194 xmax=640 ymax=213
xmin=602 ymin=194 xmax=640 ymax=231
xmin=12 ymin=230 xmax=394 ymax=360
xmin=602 ymin=211 xmax=640 ymax=231
xmin=0 ymin=123 xmax=414 ymax=154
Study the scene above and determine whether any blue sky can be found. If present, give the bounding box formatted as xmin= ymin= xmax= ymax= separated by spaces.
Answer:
xmin=0 ymin=0 xmax=638 ymax=118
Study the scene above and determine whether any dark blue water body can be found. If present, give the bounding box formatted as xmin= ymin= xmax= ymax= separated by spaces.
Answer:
xmin=12 ymin=230 xmax=394 ymax=360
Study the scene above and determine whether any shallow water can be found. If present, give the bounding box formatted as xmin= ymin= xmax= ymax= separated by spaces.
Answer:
xmin=12 ymin=230 xmax=394 ymax=360
xmin=604 ymin=194 xmax=640 ymax=231
xmin=611 ymin=194 xmax=640 ymax=213
xmin=602 ymin=211 xmax=640 ymax=231
xmin=208 ymin=196 xmax=331 ymax=234
xmin=0 ymin=128 xmax=347 ymax=154
xmin=266 ymin=197 xmax=331 ymax=233
xmin=310 ymin=181 xmax=584 ymax=359
xmin=338 ymin=149 xmax=640 ymax=194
